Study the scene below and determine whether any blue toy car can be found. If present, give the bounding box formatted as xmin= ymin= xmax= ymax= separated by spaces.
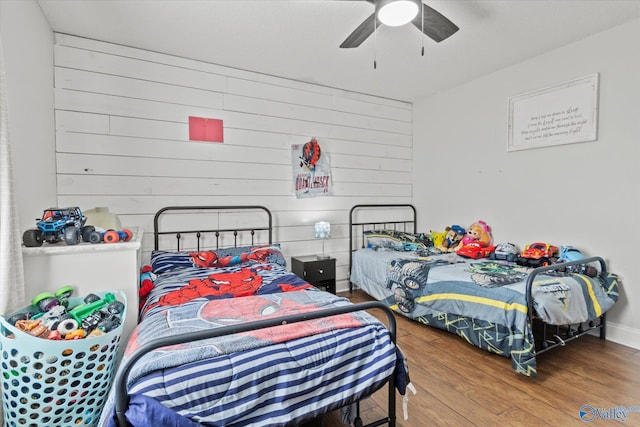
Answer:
xmin=558 ymin=245 xmax=585 ymax=262
xmin=22 ymin=207 xmax=95 ymax=247
xmin=556 ymin=245 xmax=598 ymax=277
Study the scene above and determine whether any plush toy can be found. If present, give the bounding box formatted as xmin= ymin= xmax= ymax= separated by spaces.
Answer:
xmin=139 ymin=265 xmax=156 ymax=311
xmin=430 ymin=230 xmax=446 ymax=248
xmin=438 ymin=225 xmax=466 ymax=252
xmin=458 ymin=220 xmax=493 ymax=250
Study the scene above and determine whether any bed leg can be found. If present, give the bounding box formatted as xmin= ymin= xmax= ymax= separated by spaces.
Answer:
xmin=354 ymin=401 xmax=362 ymax=427
xmin=600 ymin=312 xmax=607 ymax=340
xmin=388 ymin=372 xmax=396 ymax=427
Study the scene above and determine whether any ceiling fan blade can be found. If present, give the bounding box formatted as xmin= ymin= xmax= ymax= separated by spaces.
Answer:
xmin=412 ymin=3 xmax=459 ymax=42
xmin=340 ymin=13 xmax=380 ymax=48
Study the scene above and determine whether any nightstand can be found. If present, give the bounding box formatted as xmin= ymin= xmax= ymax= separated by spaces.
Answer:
xmin=291 ymin=255 xmax=336 ymax=294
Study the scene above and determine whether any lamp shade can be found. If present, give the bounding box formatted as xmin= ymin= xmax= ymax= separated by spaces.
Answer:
xmin=377 ymin=0 xmax=419 ymax=27
xmin=314 ymin=221 xmax=331 ymax=239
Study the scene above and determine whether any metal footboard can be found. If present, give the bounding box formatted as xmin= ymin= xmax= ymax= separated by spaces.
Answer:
xmin=525 ymin=256 xmax=608 ymax=354
xmin=114 ymin=301 xmax=398 ymax=427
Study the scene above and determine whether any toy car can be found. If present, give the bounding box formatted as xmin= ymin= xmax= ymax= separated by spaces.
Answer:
xmin=31 ymin=285 xmax=74 ymax=312
xmin=555 ymin=246 xmax=598 ymax=277
xmin=558 ymin=245 xmax=584 ymax=262
xmin=516 ymin=242 xmax=559 ymax=267
xmin=22 ymin=207 xmax=95 ymax=247
xmin=456 ymin=242 xmax=496 ymax=259
xmin=489 ymin=243 xmax=519 ymax=262
xmin=68 ymin=292 xmax=118 ymax=324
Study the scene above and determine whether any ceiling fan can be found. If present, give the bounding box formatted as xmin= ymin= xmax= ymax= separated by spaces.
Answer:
xmin=339 ymin=0 xmax=459 ymax=48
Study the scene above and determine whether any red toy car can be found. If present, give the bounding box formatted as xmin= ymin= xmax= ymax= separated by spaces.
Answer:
xmin=456 ymin=242 xmax=496 ymax=259
xmin=516 ymin=242 xmax=559 ymax=267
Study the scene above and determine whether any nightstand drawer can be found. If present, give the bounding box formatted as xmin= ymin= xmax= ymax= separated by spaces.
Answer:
xmin=300 ymin=260 xmax=335 ymax=283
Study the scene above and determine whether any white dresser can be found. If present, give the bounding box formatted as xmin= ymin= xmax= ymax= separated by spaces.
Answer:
xmin=21 ymin=227 xmax=142 ymax=342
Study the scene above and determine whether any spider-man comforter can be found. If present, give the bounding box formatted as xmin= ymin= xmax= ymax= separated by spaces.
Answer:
xmin=101 ymin=247 xmax=399 ymax=427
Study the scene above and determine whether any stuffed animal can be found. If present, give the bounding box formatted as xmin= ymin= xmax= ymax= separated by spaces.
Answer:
xmin=430 ymin=230 xmax=447 ymax=248
xmin=438 ymin=225 xmax=466 ymax=252
xmin=139 ymin=265 xmax=156 ymax=311
xmin=458 ymin=220 xmax=493 ymax=249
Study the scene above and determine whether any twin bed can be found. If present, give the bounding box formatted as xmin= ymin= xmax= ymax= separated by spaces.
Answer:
xmin=348 ymin=204 xmax=619 ymax=377
xmin=104 ymin=203 xmax=619 ymax=426
xmin=103 ymin=206 xmax=405 ymax=427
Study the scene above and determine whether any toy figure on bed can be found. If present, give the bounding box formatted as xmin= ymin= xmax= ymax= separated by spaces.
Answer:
xmin=456 ymin=220 xmax=493 ymax=250
xmin=436 ymin=225 xmax=466 ymax=252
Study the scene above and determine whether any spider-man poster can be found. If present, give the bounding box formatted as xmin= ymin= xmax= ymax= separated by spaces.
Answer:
xmin=292 ymin=137 xmax=332 ymax=198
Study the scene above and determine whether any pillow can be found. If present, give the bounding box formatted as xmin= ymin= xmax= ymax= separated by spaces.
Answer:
xmin=151 ymin=244 xmax=284 ymax=274
xmin=246 ymin=244 xmax=287 ymax=267
xmin=364 ymin=230 xmax=432 ymax=251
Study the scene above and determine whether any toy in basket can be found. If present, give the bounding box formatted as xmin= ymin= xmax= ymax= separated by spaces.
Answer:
xmin=0 ymin=290 xmax=126 ymax=427
xmin=6 ymin=286 xmax=125 ymax=340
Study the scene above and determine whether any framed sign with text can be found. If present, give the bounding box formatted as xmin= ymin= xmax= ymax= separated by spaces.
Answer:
xmin=507 ymin=74 xmax=599 ymax=151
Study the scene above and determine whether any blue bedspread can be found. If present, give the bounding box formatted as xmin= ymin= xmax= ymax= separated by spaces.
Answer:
xmin=351 ymin=248 xmax=619 ymax=376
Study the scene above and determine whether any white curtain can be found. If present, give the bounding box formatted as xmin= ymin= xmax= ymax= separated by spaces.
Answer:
xmin=0 ymin=36 xmax=25 ymax=315
xmin=0 ymin=34 xmax=26 ymax=424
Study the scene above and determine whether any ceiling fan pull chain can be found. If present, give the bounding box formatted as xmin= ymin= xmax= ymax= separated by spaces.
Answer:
xmin=421 ymin=2 xmax=425 ymax=57
xmin=374 ymin=15 xmax=378 ymax=69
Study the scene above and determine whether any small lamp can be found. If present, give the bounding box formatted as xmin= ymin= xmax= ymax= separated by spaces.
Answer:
xmin=377 ymin=0 xmax=420 ymax=27
xmin=314 ymin=221 xmax=331 ymax=260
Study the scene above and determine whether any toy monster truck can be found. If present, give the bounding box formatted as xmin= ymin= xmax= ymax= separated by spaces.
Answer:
xmin=515 ymin=242 xmax=559 ymax=267
xmin=22 ymin=207 xmax=95 ymax=247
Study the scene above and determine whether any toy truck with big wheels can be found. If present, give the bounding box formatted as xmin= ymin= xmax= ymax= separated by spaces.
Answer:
xmin=515 ymin=242 xmax=559 ymax=267
xmin=22 ymin=207 xmax=95 ymax=247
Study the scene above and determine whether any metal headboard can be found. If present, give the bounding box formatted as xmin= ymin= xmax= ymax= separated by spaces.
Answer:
xmin=153 ymin=205 xmax=272 ymax=251
xmin=349 ymin=204 xmax=417 ymax=292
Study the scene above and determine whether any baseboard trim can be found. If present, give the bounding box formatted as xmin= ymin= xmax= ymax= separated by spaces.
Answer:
xmin=605 ymin=321 xmax=640 ymax=350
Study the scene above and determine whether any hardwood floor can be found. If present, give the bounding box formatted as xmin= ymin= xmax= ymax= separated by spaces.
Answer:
xmin=319 ymin=290 xmax=640 ymax=427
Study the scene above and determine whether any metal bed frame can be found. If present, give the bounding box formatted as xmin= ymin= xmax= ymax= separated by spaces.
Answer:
xmin=349 ymin=204 xmax=417 ymax=293
xmin=153 ymin=205 xmax=273 ymax=251
xmin=348 ymin=204 xmax=607 ymax=362
xmin=114 ymin=205 xmax=399 ymax=427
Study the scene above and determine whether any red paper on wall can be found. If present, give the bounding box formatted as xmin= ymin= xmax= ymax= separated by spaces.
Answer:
xmin=189 ymin=116 xmax=224 ymax=143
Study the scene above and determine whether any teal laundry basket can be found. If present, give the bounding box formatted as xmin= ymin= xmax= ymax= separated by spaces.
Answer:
xmin=0 ymin=291 xmax=126 ymax=427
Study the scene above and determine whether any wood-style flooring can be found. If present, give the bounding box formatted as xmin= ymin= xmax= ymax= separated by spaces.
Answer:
xmin=317 ymin=290 xmax=640 ymax=427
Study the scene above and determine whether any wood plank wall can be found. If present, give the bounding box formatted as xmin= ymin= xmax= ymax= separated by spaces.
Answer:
xmin=52 ymin=34 xmax=413 ymax=291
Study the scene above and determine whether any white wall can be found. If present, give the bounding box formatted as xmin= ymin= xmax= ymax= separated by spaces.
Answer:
xmin=3 ymin=1 xmax=638 ymax=348
xmin=51 ymin=34 xmax=413 ymax=290
xmin=0 ymin=0 xmax=57 ymax=230
xmin=412 ymin=19 xmax=640 ymax=349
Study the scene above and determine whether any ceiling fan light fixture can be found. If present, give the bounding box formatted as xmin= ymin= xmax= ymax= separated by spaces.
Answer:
xmin=377 ymin=0 xmax=419 ymax=27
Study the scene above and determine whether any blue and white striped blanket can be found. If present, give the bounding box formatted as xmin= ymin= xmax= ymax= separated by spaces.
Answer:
xmin=101 ymin=251 xmax=399 ymax=426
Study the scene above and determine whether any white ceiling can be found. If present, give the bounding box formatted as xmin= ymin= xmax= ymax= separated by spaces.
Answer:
xmin=37 ymin=0 xmax=640 ymax=102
